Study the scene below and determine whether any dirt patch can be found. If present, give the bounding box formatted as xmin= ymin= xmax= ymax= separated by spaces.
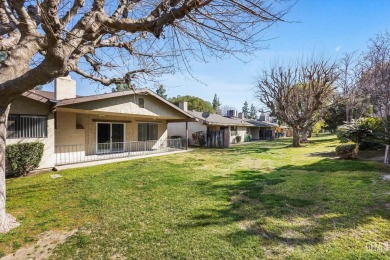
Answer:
xmin=3 ymin=229 xmax=77 ymax=260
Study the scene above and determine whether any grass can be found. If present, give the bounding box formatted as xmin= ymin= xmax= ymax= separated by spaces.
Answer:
xmin=1 ymin=134 xmax=389 ymax=259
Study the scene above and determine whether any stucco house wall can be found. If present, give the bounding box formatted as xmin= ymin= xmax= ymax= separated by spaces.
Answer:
xmin=249 ymin=127 xmax=260 ymax=140
xmin=230 ymin=126 xmax=248 ymax=144
xmin=168 ymin=122 xmax=206 ymax=146
xmin=7 ymin=97 xmax=55 ymax=169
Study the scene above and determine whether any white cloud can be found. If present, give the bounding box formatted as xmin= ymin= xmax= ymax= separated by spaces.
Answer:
xmin=335 ymin=46 xmax=341 ymax=52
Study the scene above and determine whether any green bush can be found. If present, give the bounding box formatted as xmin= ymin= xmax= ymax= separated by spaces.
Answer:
xmin=6 ymin=142 xmax=44 ymax=177
xmin=337 ymin=117 xmax=386 ymax=149
xmin=335 ymin=143 xmax=358 ymax=159
xmin=235 ymin=135 xmax=242 ymax=143
xmin=244 ymin=134 xmax=252 ymax=142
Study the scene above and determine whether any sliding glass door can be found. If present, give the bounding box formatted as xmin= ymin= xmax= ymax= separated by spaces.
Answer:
xmin=97 ymin=123 xmax=125 ymax=153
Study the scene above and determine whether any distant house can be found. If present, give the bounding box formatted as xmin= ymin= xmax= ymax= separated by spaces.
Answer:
xmin=6 ymin=76 xmax=194 ymax=169
xmin=168 ymin=102 xmax=283 ymax=146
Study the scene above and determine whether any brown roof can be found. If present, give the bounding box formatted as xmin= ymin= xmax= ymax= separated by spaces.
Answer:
xmin=55 ymin=88 xmax=194 ymax=118
xmin=22 ymin=90 xmax=53 ymax=104
xmin=30 ymin=90 xmax=55 ymax=100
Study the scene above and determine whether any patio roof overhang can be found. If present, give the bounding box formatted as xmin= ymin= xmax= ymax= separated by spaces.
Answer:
xmin=54 ymin=107 xmax=192 ymax=121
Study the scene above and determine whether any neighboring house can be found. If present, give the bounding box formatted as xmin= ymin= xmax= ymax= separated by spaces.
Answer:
xmin=244 ymin=119 xmax=279 ymax=140
xmin=6 ymin=76 xmax=194 ymax=169
xmin=168 ymin=102 xmax=280 ymax=146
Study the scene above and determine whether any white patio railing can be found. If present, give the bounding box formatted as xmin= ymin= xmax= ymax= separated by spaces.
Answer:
xmin=55 ymin=138 xmax=185 ymax=165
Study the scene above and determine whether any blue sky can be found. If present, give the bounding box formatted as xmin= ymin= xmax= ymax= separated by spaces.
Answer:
xmin=44 ymin=0 xmax=390 ymax=112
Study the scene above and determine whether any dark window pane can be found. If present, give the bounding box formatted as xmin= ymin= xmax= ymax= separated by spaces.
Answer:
xmin=138 ymin=98 xmax=144 ymax=108
xmin=138 ymin=124 xmax=147 ymax=141
xmin=149 ymin=124 xmax=158 ymax=140
xmin=7 ymin=115 xmax=47 ymax=138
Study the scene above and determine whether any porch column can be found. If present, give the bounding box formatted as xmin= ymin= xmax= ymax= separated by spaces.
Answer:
xmin=186 ymin=121 xmax=189 ymax=150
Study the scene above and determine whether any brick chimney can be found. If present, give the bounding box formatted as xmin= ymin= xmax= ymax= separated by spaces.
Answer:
xmin=179 ymin=101 xmax=188 ymax=112
xmin=55 ymin=76 xmax=76 ymax=100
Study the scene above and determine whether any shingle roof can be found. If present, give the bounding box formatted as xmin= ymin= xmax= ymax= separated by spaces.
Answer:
xmin=55 ymin=88 xmax=194 ymax=118
xmin=21 ymin=88 xmax=194 ymax=119
xmin=29 ymin=90 xmax=55 ymax=100
xmin=22 ymin=90 xmax=53 ymax=104
xmin=187 ymin=111 xmax=253 ymax=127
xmin=244 ymin=119 xmax=280 ymax=128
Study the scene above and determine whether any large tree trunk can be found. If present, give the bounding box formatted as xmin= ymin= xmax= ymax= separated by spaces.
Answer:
xmin=0 ymin=104 xmax=19 ymax=233
xmin=301 ymin=129 xmax=308 ymax=142
xmin=292 ymin=126 xmax=301 ymax=147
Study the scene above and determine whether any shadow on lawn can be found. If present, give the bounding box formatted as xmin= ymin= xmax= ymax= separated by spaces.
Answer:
xmin=178 ymin=158 xmax=389 ymax=248
xmin=228 ymin=143 xmax=291 ymax=155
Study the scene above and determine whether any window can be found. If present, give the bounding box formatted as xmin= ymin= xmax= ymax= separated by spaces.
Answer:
xmin=7 ymin=114 xmax=48 ymax=138
xmin=230 ymin=126 xmax=237 ymax=136
xmin=138 ymin=123 xmax=158 ymax=141
xmin=138 ymin=98 xmax=144 ymax=108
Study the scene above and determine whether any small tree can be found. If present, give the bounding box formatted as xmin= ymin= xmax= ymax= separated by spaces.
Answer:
xmin=249 ymin=104 xmax=257 ymax=119
xmin=112 ymin=83 xmax=135 ymax=93
xmin=170 ymin=95 xmax=214 ymax=113
xmin=255 ymin=58 xmax=339 ymax=147
xmin=156 ymin=85 xmax=168 ymax=99
xmin=212 ymin=94 xmax=221 ymax=114
xmin=242 ymin=101 xmax=249 ymax=118
xmin=312 ymin=120 xmax=326 ymax=136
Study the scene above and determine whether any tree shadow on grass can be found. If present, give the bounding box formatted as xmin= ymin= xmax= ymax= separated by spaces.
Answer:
xmin=306 ymin=151 xmax=337 ymax=158
xmin=177 ymin=158 xmax=389 ymax=250
xmin=228 ymin=143 xmax=290 ymax=155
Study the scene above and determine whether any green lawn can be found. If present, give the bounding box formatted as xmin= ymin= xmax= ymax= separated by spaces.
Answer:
xmin=1 ymin=134 xmax=390 ymax=259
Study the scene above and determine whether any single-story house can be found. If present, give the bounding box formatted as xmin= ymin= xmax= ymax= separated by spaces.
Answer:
xmin=168 ymin=103 xmax=282 ymax=146
xmin=243 ymin=119 xmax=292 ymax=139
xmin=6 ymin=76 xmax=195 ymax=169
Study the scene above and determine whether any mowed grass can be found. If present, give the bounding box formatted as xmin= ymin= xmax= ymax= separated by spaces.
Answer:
xmin=1 ymin=134 xmax=390 ymax=259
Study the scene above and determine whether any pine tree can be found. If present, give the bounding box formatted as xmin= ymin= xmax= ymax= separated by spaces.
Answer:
xmin=242 ymin=101 xmax=249 ymax=118
xmin=249 ymin=104 xmax=257 ymax=119
xmin=156 ymin=85 xmax=168 ymax=99
xmin=212 ymin=94 xmax=221 ymax=114
xmin=112 ymin=83 xmax=135 ymax=92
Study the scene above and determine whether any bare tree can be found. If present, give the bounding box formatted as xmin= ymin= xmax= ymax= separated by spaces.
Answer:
xmin=0 ymin=0 xmax=291 ymax=232
xmin=255 ymin=58 xmax=339 ymax=147
xmin=337 ymin=52 xmax=371 ymax=122
xmin=361 ymin=31 xmax=390 ymax=163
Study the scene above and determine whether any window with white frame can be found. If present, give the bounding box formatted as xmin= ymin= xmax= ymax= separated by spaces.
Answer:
xmin=7 ymin=114 xmax=48 ymax=138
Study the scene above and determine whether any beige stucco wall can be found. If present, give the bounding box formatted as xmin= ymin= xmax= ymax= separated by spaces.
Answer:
xmin=7 ymin=97 xmax=55 ymax=169
xmin=230 ymin=126 xmax=248 ymax=144
xmin=63 ymin=94 xmax=186 ymax=119
xmin=55 ymin=111 xmax=169 ymax=155
xmin=168 ymin=122 xmax=206 ymax=145
xmin=250 ymin=127 xmax=260 ymax=140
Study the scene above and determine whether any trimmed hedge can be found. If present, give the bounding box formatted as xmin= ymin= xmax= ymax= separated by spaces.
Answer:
xmin=6 ymin=142 xmax=44 ymax=177
xmin=335 ymin=143 xmax=358 ymax=159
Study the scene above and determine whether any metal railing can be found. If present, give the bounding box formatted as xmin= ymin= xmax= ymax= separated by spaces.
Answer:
xmin=55 ymin=138 xmax=185 ymax=166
